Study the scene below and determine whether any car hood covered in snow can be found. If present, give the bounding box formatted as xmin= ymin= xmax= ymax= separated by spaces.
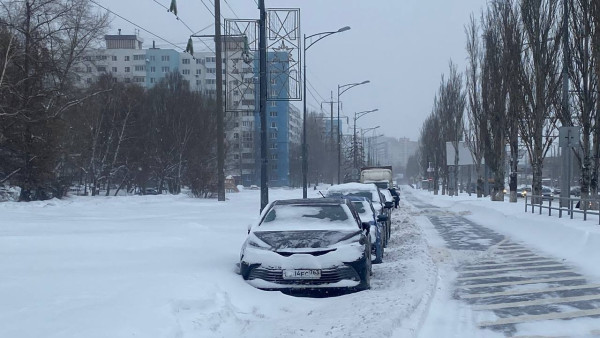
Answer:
xmin=254 ymin=230 xmax=360 ymax=250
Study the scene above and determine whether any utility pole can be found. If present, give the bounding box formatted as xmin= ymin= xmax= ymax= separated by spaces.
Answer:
xmin=259 ymin=0 xmax=269 ymax=212
xmin=321 ymin=92 xmax=338 ymax=185
xmin=560 ymin=0 xmax=570 ymax=208
xmin=215 ymin=0 xmax=225 ymax=201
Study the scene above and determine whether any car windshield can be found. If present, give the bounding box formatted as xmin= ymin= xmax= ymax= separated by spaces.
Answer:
xmin=351 ymin=201 xmax=375 ymax=220
xmin=260 ymin=204 xmax=355 ymax=229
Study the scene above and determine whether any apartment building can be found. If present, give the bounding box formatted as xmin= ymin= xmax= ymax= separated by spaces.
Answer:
xmin=76 ymin=33 xmax=300 ymax=187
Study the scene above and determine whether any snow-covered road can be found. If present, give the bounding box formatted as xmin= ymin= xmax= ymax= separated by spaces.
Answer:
xmin=2 ymin=187 xmax=600 ymax=337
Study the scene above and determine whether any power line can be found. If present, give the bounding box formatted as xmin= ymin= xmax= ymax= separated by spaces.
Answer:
xmin=90 ymin=0 xmax=187 ymax=53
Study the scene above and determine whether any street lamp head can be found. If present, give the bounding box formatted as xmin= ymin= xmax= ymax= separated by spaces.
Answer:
xmin=337 ymin=26 xmax=351 ymax=33
xmin=360 ymin=80 xmax=370 ymax=85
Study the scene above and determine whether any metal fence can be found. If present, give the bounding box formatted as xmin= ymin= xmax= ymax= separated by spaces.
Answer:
xmin=525 ymin=195 xmax=600 ymax=225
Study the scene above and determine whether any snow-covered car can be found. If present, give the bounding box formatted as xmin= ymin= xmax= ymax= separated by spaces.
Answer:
xmin=345 ymin=196 xmax=385 ymax=264
xmin=326 ymin=183 xmax=393 ymax=247
xmin=240 ymin=198 xmax=372 ymax=292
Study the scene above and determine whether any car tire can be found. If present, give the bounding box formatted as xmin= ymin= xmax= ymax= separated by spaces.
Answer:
xmin=373 ymin=241 xmax=383 ymax=264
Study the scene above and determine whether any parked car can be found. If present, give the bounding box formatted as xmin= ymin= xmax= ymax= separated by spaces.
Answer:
xmin=570 ymin=186 xmax=581 ymax=197
xmin=345 ymin=196 xmax=385 ymax=264
xmin=326 ymin=182 xmax=393 ymax=247
xmin=240 ymin=198 xmax=372 ymax=292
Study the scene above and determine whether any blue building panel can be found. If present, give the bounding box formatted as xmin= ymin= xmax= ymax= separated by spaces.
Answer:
xmin=145 ymin=49 xmax=180 ymax=88
xmin=252 ymin=51 xmax=291 ymax=187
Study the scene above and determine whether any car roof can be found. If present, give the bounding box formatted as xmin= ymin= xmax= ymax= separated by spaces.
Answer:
xmin=272 ymin=198 xmax=349 ymax=206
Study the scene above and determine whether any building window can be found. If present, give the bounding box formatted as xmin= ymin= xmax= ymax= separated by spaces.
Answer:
xmin=124 ymin=67 xmax=130 ymax=73
xmin=161 ymin=66 xmax=170 ymax=73
xmin=124 ymin=56 xmax=130 ymax=61
xmin=111 ymin=67 xmax=117 ymax=72
xmin=134 ymin=76 xmax=145 ymax=83
xmin=161 ymin=55 xmax=170 ymax=61
xmin=233 ymin=133 xmax=239 ymax=139
xmin=196 ymin=58 xmax=204 ymax=64
xmin=196 ymin=69 xmax=202 ymax=75
xmin=233 ymin=143 xmax=239 ymax=150
xmin=112 ymin=55 xmax=117 ymax=61
xmin=150 ymin=66 xmax=156 ymax=73
xmin=271 ymin=122 xmax=276 ymax=128
xmin=133 ymin=54 xmax=145 ymax=60
xmin=270 ymin=132 xmax=277 ymax=139
xmin=270 ymin=101 xmax=276 ymax=107
xmin=149 ymin=55 xmax=156 ymax=61
xmin=269 ymin=111 xmax=277 ymax=117
xmin=270 ymin=78 xmax=276 ymax=84
xmin=97 ymin=66 xmax=106 ymax=72
xmin=233 ymin=154 xmax=240 ymax=160
xmin=205 ymin=56 xmax=216 ymax=63
xmin=86 ymin=66 xmax=92 ymax=73
xmin=196 ymin=79 xmax=201 ymax=85
xmin=182 ymin=69 xmax=190 ymax=75
xmin=207 ymin=68 xmax=216 ymax=74
xmin=242 ymin=152 xmax=253 ymax=159
xmin=205 ymin=79 xmax=216 ymax=85
xmin=271 ymin=90 xmax=277 ymax=96
xmin=271 ymin=163 xmax=278 ymax=170
xmin=134 ymin=65 xmax=145 ymax=71
xmin=242 ymin=121 xmax=253 ymax=127
xmin=270 ymin=154 xmax=278 ymax=160
xmin=270 ymin=143 xmax=277 ymax=149
xmin=182 ymin=58 xmax=190 ymax=64
xmin=150 ymin=78 xmax=155 ymax=83
xmin=124 ymin=77 xmax=131 ymax=83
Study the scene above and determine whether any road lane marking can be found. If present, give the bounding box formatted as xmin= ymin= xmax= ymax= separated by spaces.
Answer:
xmin=474 ymin=293 xmax=600 ymax=310
xmin=458 ymin=276 xmax=586 ymax=289
xmin=457 ymin=270 xmax=574 ymax=282
xmin=463 ymin=260 xmax=556 ymax=269
xmin=460 ymin=283 xmax=600 ymax=299
xmin=460 ymin=264 xmax=566 ymax=275
xmin=478 ymin=308 xmax=600 ymax=327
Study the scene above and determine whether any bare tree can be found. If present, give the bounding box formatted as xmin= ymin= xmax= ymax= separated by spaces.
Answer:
xmin=517 ymin=0 xmax=562 ymax=202
xmin=465 ymin=14 xmax=486 ymax=197
xmin=0 ymin=0 xmax=109 ymax=200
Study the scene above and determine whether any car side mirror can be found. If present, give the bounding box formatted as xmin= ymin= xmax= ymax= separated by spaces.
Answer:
xmin=384 ymin=201 xmax=393 ymax=209
xmin=377 ymin=214 xmax=388 ymax=222
xmin=361 ymin=222 xmax=370 ymax=232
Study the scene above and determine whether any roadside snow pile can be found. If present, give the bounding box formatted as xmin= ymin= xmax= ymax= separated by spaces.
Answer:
xmin=0 ymin=189 xmax=437 ymax=338
xmin=408 ymin=187 xmax=600 ymax=282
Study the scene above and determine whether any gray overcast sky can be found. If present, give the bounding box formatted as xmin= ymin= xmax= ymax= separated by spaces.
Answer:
xmin=98 ymin=0 xmax=487 ymax=141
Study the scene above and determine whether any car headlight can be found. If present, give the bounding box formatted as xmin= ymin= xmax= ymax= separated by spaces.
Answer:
xmin=246 ymin=235 xmax=272 ymax=250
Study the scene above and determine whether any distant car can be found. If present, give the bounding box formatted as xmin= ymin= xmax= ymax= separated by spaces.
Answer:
xmin=240 ymin=198 xmax=372 ymax=292
xmin=570 ymin=186 xmax=581 ymax=197
xmin=346 ymin=196 xmax=385 ymax=264
xmin=516 ymin=186 xmax=531 ymax=198
xmin=541 ymin=186 xmax=554 ymax=200
xmin=249 ymin=185 xmax=259 ymax=190
xmin=144 ymin=188 xmax=159 ymax=195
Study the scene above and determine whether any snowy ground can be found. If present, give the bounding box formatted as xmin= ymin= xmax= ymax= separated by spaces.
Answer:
xmin=2 ymin=186 xmax=600 ymax=337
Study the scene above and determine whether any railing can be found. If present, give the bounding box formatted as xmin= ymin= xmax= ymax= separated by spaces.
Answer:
xmin=525 ymin=194 xmax=600 ymax=225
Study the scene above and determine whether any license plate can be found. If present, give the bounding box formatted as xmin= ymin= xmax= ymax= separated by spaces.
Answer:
xmin=282 ymin=269 xmax=321 ymax=280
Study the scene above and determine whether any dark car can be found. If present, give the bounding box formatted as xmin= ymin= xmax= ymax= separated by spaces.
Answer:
xmin=345 ymin=196 xmax=385 ymax=264
xmin=240 ymin=198 xmax=372 ymax=292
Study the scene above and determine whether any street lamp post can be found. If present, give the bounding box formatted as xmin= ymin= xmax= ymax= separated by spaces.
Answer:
xmin=353 ymin=109 xmax=378 ymax=170
xmin=337 ymin=80 xmax=370 ymax=184
xmin=302 ymin=26 xmax=350 ymax=198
